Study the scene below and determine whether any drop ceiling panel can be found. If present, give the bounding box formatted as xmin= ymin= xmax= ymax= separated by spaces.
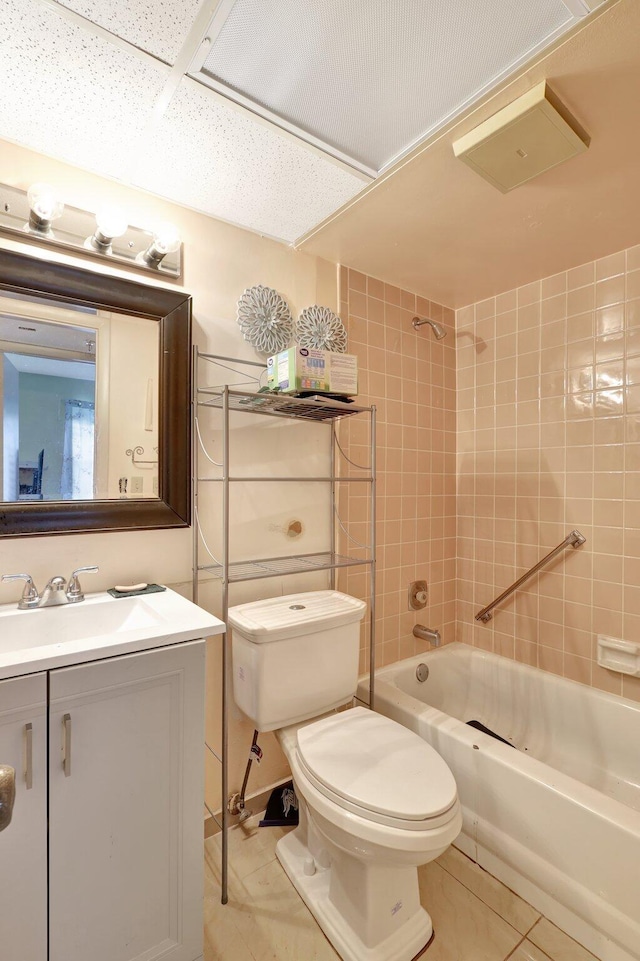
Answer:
xmin=0 ymin=1 xmax=168 ymax=182
xmin=54 ymin=0 xmax=206 ymax=64
xmin=199 ymin=0 xmax=581 ymax=172
xmin=139 ymin=79 xmax=368 ymax=242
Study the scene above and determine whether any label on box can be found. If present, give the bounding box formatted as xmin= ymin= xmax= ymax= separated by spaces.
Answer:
xmin=267 ymin=346 xmax=357 ymax=396
xmin=298 ymin=348 xmax=329 ymax=392
xmin=327 ymin=352 xmax=357 ymax=394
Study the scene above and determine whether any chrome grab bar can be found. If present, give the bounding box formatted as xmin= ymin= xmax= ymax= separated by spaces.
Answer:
xmin=475 ymin=530 xmax=586 ymax=623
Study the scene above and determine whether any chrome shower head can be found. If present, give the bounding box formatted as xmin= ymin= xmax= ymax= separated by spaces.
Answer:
xmin=412 ymin=316 xmax=446 ymax=340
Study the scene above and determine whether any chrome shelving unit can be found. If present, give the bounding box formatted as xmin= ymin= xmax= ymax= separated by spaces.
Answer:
xmin=192 ymin=350 xmax=376 ymax=906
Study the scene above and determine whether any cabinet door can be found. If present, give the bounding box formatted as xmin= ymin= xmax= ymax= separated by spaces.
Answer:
xmin=0 ymin=672 xmax=47 ymax=961
xmin=49 ymin=641 xmax=206 ymax=961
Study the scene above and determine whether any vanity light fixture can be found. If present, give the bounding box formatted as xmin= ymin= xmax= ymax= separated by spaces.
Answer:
xmin=139 ymin=223 xmax=182 ymax=268
xmin=0 ymin=182 xmax=182 ymax=279
xmin=25 ymin=182 xmax=64 ymax=236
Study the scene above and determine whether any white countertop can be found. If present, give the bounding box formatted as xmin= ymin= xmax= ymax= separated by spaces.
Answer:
xmin=0 ymin=587 xmax=225 ymax=679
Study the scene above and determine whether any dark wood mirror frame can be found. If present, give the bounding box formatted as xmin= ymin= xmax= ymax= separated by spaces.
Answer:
xmin=0 ymin=248 xmax=191 ymax=537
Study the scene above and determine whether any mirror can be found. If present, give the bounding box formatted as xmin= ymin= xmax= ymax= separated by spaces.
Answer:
xmin=0 ymin=248 xmax=191 ymax=536
xmin=1 ymin=298 xmax=160 ymax=502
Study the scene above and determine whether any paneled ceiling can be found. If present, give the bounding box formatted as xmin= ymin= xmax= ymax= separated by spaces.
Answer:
xmin=0 ymin=0 xmax=605 ymax=247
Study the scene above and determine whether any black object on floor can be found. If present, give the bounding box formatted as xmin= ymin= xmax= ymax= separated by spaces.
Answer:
xmin=259 ymin=781 xmax=299 ymax=827
xmin=466 ymin=719 xmax=515 ymax=748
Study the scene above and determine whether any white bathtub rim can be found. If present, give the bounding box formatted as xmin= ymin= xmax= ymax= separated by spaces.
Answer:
xmin=371 ymin=642 xmax=640 ymax=714
xmin=362 ymin=648 xmax=640 ymax=831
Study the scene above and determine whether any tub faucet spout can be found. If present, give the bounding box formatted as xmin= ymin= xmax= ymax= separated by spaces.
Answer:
xmin=413 ymin=625 xmax=441 ymax=646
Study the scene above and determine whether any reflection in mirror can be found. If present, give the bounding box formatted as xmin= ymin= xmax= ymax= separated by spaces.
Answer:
xmin=0 ymin=247 xmax=191 ymax=537
xmin=0 ymin=294 xmax=159 ymax=503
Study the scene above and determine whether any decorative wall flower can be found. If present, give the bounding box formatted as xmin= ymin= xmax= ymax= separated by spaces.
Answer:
xmin=297 ymin=305 xmax=347 ymax=352
xmin=237 ymin=285 xmax=294 ymax=355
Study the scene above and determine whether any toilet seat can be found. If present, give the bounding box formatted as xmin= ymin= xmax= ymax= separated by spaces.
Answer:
xmin=295 ymin=707 xmax=459 ymax=832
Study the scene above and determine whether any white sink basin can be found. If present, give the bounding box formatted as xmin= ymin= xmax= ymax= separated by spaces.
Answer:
xmin=0 ymin=588 xmax=224 ymax=679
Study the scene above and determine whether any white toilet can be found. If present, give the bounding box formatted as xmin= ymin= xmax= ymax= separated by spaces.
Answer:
xmin=229 ymin=590 xmax=462 ymax=961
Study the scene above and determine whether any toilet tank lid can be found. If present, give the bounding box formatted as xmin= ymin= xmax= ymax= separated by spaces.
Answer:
xmin=227 ymin=590 xmax=366 ymax=643
xmin=297 ymin=707 xmax=458 ymax=820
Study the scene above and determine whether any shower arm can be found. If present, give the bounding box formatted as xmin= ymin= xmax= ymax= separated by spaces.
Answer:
xmin=412 ymin=316 xmax=446 ymax=339
xmin=475 ymin=530 xmax=586 ymax=623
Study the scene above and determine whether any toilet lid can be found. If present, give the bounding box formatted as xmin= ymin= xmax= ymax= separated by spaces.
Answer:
xmin=296 ymin=707 xmax=457 ymax=821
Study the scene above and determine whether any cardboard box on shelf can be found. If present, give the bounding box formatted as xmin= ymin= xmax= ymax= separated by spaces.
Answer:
xmin=267 ymin=347 xmax=358 ymax=396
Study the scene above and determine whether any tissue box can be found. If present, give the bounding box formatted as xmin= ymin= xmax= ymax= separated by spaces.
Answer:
xmin=267 ymin=347 xmax=358 ymax=396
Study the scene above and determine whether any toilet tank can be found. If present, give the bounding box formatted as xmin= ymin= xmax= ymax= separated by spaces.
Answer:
xmin=228 ymin=591 xmax=366 ymax=733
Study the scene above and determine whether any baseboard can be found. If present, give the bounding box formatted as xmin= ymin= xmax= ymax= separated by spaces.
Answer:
xmin=204 ymin=778 xmax=292 ymax=839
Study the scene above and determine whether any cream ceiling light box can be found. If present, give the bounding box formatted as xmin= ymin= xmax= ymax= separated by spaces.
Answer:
xmin=453 ymin=81 xmax=590 ymax=191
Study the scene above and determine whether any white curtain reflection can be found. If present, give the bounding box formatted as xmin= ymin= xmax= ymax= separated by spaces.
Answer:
xmin=61 ymin=399 xmax=95 ymax=499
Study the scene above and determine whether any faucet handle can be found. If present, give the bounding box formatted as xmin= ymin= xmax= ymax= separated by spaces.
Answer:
xmin=1 ymin=574 xmax=40 ymax=610
xmin=66 ymin=566 xmax=99 ymax=603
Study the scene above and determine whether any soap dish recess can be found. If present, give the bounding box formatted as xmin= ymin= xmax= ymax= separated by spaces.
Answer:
xmin=597 ymin=635 xmax=640 ymax=676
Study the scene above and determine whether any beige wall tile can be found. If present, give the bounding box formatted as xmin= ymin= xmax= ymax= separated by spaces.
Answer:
xmin=341 ymin=273 xmax=456 ymax=674
xmin=456 ymin=242 xmax=640 ymax=692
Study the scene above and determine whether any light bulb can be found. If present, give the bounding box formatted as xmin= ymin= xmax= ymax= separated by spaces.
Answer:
xmin=152 ymin=222 xmax=181 ymax=254
xmin=140 ymin=222 xmax=181 ymax=267
xmin=95 ymin=206 xmax=128 ymax=239
xmin=26 ymin=182 xmax=64 ymax=234
xmin=86 ymin=206 xmax=129 ymax=252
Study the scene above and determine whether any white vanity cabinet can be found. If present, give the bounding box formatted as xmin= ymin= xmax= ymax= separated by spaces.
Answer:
xmin=0 ymin=672 xmax=48 ymax=960
xmin=0 ymin=639 xmax=206 ymax=961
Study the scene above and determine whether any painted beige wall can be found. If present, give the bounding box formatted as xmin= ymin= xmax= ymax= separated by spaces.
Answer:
xmin=0 ymin=139 xmax=338 ymax=817
xmin=456 ymin=242 xmax=640 ymax=703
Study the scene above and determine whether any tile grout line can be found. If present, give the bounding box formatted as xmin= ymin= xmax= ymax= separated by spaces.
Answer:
xmin=502 ymin=933 xmax=528 ymax=961
xmin=436 ymin=851 xmax=543 ymax=934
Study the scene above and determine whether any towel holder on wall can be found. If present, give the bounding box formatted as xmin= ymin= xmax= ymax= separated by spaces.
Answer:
xmin=475 ymin=529 xmax=586 ymax=623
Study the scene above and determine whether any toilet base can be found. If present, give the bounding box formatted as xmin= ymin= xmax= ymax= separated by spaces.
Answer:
xmin=276 ymin=829 xmax=433 ymax=961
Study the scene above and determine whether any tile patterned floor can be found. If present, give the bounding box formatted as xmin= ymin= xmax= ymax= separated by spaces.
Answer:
xmin=203 ymin=819 xmax=601 ymax=961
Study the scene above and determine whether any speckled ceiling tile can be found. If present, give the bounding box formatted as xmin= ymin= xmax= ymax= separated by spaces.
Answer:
xmin=139 ymin=78 xmax=370 ymax=243
xmin=53 ymin=0 xmax=206 ymax=64
xmin=0 ymin=1 xmax=169 ymax=183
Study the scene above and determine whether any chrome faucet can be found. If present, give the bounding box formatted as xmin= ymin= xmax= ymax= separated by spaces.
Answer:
xmin=2 ymin=566 xmax=99 ymax=609
xmin=39 ymin=575 xmax=70 ymax=607
xmin=412 ymin=625 xmax=441 ymax=646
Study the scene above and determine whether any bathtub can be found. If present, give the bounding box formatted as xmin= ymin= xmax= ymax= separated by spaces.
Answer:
xmin=357 ymin=643 xmax=640 ymax=961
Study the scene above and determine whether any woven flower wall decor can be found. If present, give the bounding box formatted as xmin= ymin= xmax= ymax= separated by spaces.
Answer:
xmin=296 ymin=305 xmax=347 ymax=352
xmin=237 ymin=285 xmax=294 ymax=355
